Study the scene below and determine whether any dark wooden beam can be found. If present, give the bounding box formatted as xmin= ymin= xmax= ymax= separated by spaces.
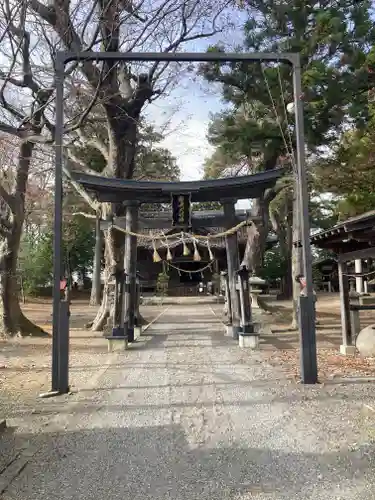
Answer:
xmin=338 ymin=246 xmax=375 ymax=263
xmin=71 ymin=168 xmax=284 ymax=204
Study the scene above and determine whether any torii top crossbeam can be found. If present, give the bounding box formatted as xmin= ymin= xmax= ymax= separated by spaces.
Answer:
xmin=71 ymin=169 xmax=284 ymax=204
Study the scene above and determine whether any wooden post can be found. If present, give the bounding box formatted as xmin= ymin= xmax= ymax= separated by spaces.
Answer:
xmin=237 ymin=268 xmax=252 ymax=330
xmin=124 ymin=203 xmax=139 ymax=342
xmin=134 ymin=274 xmax=140 ymax=327
xmin=338 ymin=260 xmax=354 ymax=354
xmin=223 ymin=201 xmax=241 ymax=339
xmin=238 ymin=267 xmax=259 ymax=348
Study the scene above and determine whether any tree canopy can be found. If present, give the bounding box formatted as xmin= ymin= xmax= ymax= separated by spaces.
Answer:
xmin=198 ymin=0 xmax=375 ymax=298
xmin=70 ymin=121 xmax=180 ymax=181
xmin=313 ymin=102 xmax=375 ymax=219
xmin=202 ymin=0 xmax=375 ymax=179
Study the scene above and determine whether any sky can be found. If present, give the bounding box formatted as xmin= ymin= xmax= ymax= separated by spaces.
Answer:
xmin=144 ymin=19 xmax=250 ymax=208
xmin=145 ymin=76 xmax=220 ymax=181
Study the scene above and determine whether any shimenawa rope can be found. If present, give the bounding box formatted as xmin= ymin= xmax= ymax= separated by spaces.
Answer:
xmin=111 ymin=219 xmax=251 ymax=241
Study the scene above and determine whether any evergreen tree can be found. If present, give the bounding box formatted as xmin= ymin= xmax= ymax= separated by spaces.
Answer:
xmin=200 ymin=0 xmax=375 ymax=305
xmin=314 ymin=102 xmax=375 ymax=219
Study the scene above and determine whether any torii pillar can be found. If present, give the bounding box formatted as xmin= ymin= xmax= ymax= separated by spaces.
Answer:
xmin=223 ymin=200 xmax=241 ymax=339
xmin=123 ymin=202 xmax=139 ymax=342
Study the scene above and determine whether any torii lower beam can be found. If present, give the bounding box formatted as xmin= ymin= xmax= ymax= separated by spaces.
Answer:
xmin=100 ymin=212 xmax=261 ymax=231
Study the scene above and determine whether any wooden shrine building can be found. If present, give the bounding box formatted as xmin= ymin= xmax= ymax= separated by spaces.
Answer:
xmin=109 ymin=209 xmax=276 ymax=295
xmin=311 ymin=210 xmax=375 ymax=355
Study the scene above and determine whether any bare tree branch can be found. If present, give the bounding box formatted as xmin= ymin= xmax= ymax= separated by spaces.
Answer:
xmin=29 ymin=0 xmax=101 ymax=89
xmin=76 ymin=128 xmax=109 ymax=161
xmin=63 ymin=156 xmax=99 ymax=211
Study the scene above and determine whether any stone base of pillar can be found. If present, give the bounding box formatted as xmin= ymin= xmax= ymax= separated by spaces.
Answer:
xmin=340 ymin=344 xmax=356 ymax=356
xmin=134 ymin=326 xmax=142 ymax=339
xmin=106 ymin=337 xmax=128 ymax=353
xmin=124 ymin=326 xmax=135 ymax=343
xmin=241 ymin=323 xmax=255 ymax=334
xmin=239 ymin=333 xmax=260 ymax=349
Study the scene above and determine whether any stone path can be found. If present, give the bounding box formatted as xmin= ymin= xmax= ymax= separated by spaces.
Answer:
xmin=1 ymin=304 xmax=375 ymax=499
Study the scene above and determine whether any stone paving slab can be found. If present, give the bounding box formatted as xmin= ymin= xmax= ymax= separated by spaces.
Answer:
xmin=1 ymin=305 xmax=375 ymax=499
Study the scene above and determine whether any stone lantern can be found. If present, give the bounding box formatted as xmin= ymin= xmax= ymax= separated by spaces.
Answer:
xmin=249 ymin=276 xmax=266 ymax=309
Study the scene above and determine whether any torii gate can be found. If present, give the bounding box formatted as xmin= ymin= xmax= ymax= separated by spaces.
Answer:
xmin=49 ymin=50 xmax=316 ymax=396
xmin=72 ymin=169 xmax=283 ymax=335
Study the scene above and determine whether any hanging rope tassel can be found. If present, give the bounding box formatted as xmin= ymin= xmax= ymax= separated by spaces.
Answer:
xmin=182 ymin=232 xmax=190 ymax=256
xmin=207 ymin=239 xmax=214 ymax=261
xmin=193 ymin=239 xmax=201 ymax=261
xmin=152 ymin=239 xmax=162 ymax=263
xmin=165 ymin=238 xmax=173 ymax=261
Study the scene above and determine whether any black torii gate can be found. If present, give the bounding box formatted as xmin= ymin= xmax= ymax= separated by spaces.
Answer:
xmin=49 ymin=50 xmax=316 ymax=396
xmin=72 ymin=169 xmax=283 ymax=335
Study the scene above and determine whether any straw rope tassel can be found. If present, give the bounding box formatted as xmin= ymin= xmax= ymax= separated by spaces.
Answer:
xmin=166 ymin=246 xmax=173 ymax=261
xmin=152 ymin=238 xmax=162 ymax=263
xmin=182 ymin=232 xmax=190 ymax=256
xmin=207 ymin=239 xmax=214 ymax=261
xmin=193 ymin=239 xmax=201 ymax=261
xmin=165 ymin=237 xmax=173 ymax=261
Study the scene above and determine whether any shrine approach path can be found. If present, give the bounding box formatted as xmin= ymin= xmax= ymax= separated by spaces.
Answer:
xmin=1 ymin=303 xmax=375 ymax=499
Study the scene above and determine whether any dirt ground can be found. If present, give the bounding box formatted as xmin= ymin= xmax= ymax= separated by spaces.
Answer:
xmin=262 ymin=292 xmax=375 ymax=381
xmin=1 ymin=294 xmax=375 ymax=422
xmin=0 ymin=299 xmax=160 ymax=420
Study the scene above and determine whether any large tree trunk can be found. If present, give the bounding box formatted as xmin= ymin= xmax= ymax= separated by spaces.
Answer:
xmin=91 ymin=115 xmax=138 ymax=331
xmin=89 ymin=213 xmax=102 ymax=305
xmin=270 ymin=194 xmax=293 ymax=300
xmin=241 ymin=196 xmax=270 ymax=273
xmin=91 ymin=209 xmax=125 ymax=332
xmin=0 ymin=233 xmax=46 ymax=337
xmin=0 ymin=142 xmax=48 ymax=337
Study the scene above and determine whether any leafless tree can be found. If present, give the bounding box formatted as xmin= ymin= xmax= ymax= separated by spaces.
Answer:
xmin=0 ymin=0 xmax=232 ymax=332
xmin=0 ymin=0 xmax=59 ymax=336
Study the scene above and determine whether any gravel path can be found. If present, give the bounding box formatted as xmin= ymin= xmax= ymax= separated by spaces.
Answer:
xmin=1 ymin=304 xmax=375 ymax=499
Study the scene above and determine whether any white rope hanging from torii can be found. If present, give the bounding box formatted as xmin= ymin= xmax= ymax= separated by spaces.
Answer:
xmin=112 ymin=219 xmax=252 ymax=263
xmin=111 ymin=218 xmax=252 ymax=241
xmin=166 ymin=260 xmax=215 ymax=274
xmin=73 ymin=212 xmax=253 ymax=259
